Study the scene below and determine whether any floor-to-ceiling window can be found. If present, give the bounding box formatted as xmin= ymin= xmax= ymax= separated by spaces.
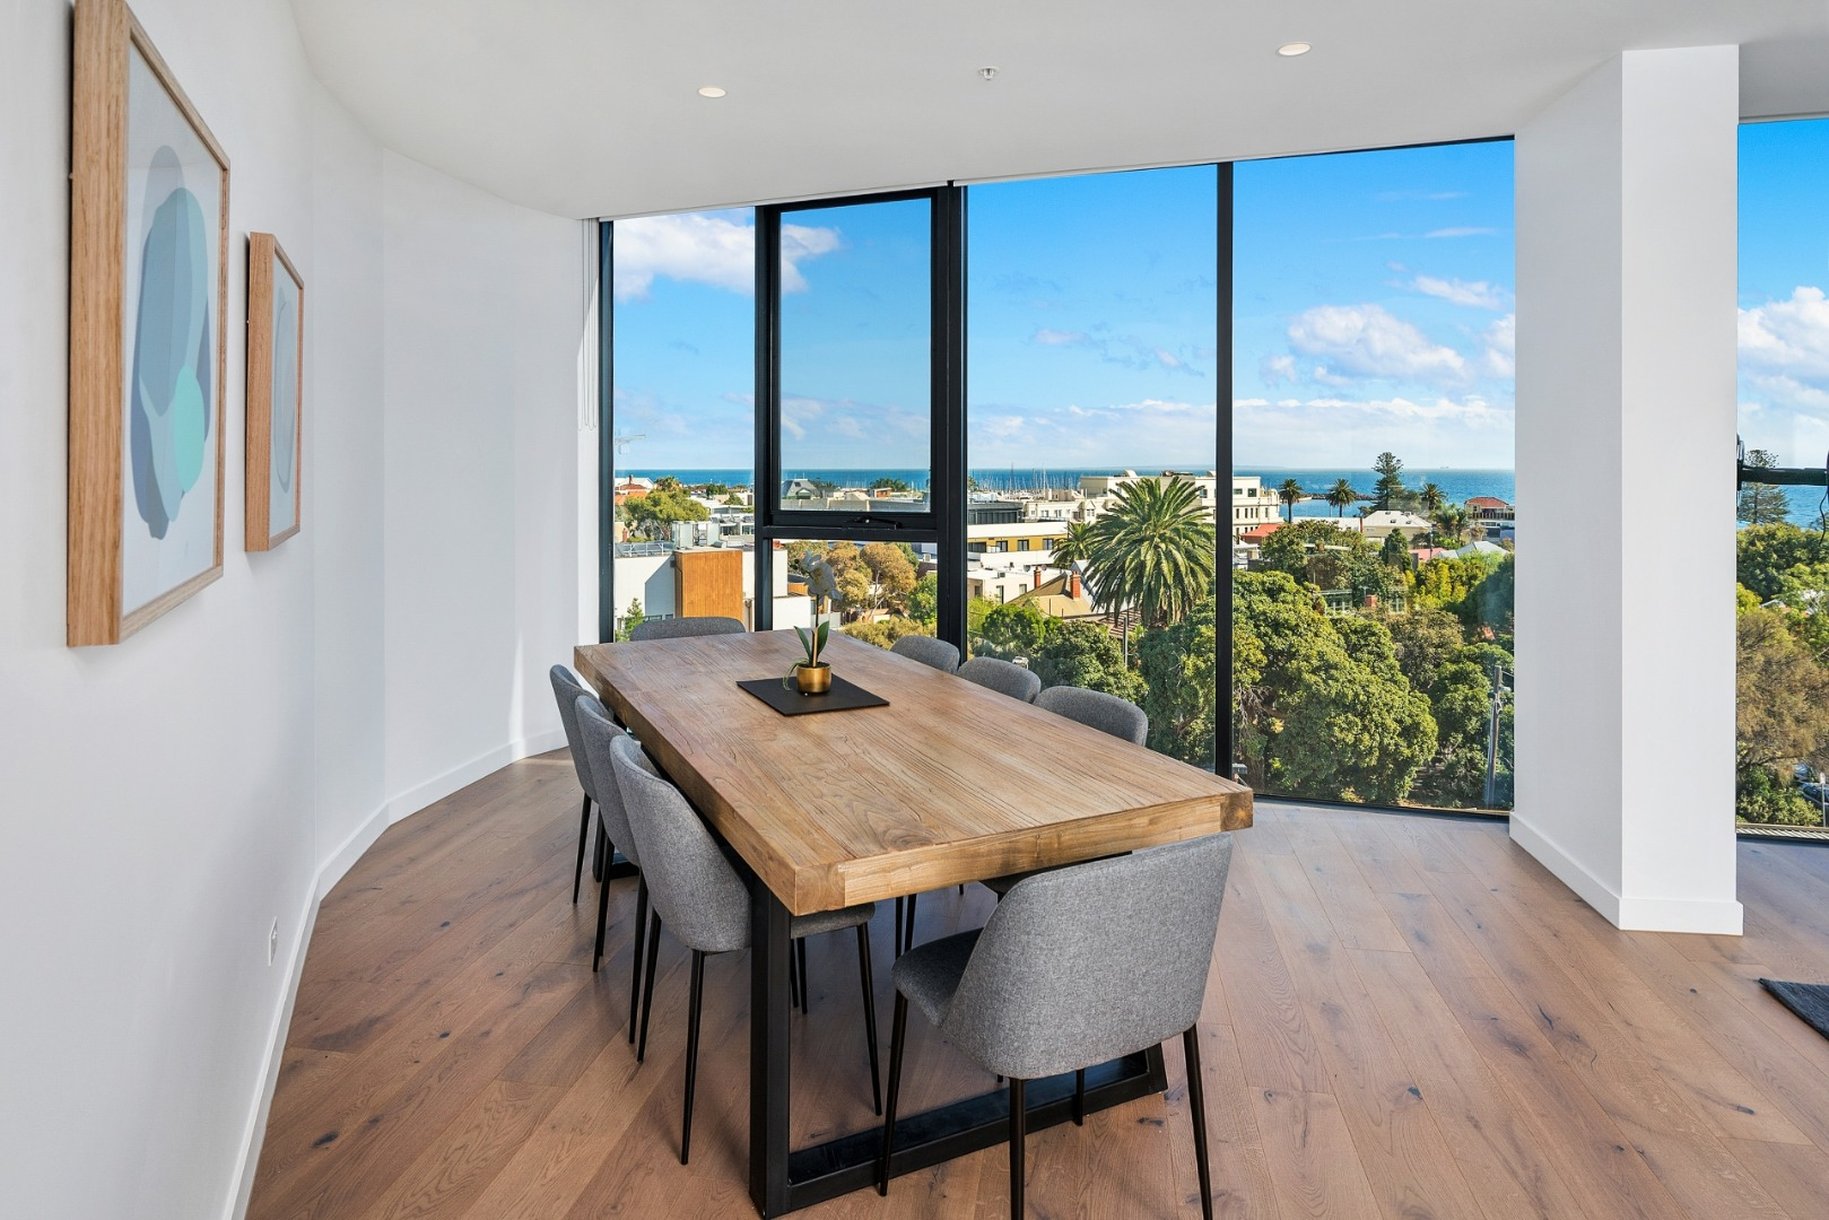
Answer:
xmin=606 ymin=209 xmax=762 ymax=635
xmin=1232 ymin=142 xmax=1516 ymax=811
xmin=1734 ymin=116 xmax=1829 ymax=836
xmin=600 ymin=143 xmax=1516 ymax=814
xmin=965 ymin=167 xmax=1221 ymax=763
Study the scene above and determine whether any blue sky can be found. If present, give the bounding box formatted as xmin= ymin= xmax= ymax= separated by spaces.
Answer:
xmin=611 ymin=126 xmax=1823 ymax=475
xmin=1737 ymin=118 xmax=1829 ymax=466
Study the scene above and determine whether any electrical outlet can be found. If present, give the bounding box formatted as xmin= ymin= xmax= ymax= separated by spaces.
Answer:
xmin=268 ymin=918 xmax=280 ymax=966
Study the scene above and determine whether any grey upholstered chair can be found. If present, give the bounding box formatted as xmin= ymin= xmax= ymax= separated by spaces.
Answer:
xmin=957 ymin=656 xmax=1042 ymax=702
xmin=878 ymin=834 xmax=1234 ymax=1219
xmin=609 ymin=733 xmax=885 ymax=1164
xmin=550 ymin=665 xmax=607 ymax=904
xmin=891 ymin=634 xmax=961 ymax=673
xmin=980 ymin=686 xmax=1150 ymax=898
xmin=575 ymin=698 xmax=658 ymax=1048
xmin=628 ymin=615 xmax=746 ymax=641
xmin=1033 ymin=684 xmax=1148 ymax=745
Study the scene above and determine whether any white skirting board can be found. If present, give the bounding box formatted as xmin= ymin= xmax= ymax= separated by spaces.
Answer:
xmin=1509 ymin=815 xmax=1744 ymax=935
xmin=222 ymin=727 xmax=569 ymax=1219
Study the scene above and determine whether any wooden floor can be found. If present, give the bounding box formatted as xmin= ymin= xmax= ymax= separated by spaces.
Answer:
xmin=247 ymin=752 xmax=1829 ymax=1219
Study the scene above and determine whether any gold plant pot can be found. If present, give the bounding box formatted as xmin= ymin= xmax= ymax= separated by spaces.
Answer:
xmin=796 ymin=662 xmax=832 ymax=695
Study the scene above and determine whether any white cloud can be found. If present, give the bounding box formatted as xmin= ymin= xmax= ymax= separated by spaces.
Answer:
xmin=1155 ymin=348 xmax=1184 ymax=369
xmin=1411 ymin=275 xmax=1506 ymax=310
xmin=612 ymin=211 xmax=839 ymax=301
xmin=1740 ymin=286 xmax=1829 ymax=384
xmin=1425 ymin=226 xmax=1498 ymax=239
xmin=1032 ymin=327 xmax=1091 ymax=347
xmin=1286 ymin=304 xmax=1467 ymax=383
xmin=1262 ymin=353 xmax=1297 ymax=384
xmin=1237 ymin=394 xmax=1510 ymax=425
xmin=1749 ymin=372 xmax=1829 ymax=412
xmin=1481 ymin=313 xmax=1515 ymax=378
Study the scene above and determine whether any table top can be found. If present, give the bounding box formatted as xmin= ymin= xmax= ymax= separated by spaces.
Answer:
xmin=575 ymin=631 xmax=1252 ymax=916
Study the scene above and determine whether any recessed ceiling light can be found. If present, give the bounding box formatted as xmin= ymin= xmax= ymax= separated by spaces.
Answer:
xmin=1277 ymin=42 xmax=1311 ymax=57
xmin=698 ymin=85 xmax=727 ymax=98
xmin=979 ymin=66 xmax=999 ymax=81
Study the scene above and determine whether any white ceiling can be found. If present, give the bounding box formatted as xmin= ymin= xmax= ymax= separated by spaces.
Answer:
xmin=290 ymin=0 xmax=1829 ymax=220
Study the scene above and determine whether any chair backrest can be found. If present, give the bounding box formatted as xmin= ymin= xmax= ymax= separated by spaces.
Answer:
xmin=957 ymin=656 xmax=1042 ymax=703
xmin=1033 ymin=685 xmax=1148 ymax=746
xmin=942 ymin=833 xmax=1233 ymax=1080
xmin=609 ymin=733 xmax=751 ymax=954
xmin=550 ymin=664 xmax=603 ymax=799
xmin=576 ymin=697 xmax=650 ymax=867
xmin=629 ymin=616 xmax=747 ymax=642
xmin=891 ymin=634 xmax=961 ymax=673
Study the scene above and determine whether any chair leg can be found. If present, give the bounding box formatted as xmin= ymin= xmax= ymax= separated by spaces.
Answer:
xmin=1008 ymin=1076 xmax=1026 ymax=1219
xmin=855 ymin=924 xmax=882 ymax=1114
xmin=1182 ymin=1026 xmax=1214 ymax=1220
xmin=637 ymin=908 xmax=662 ymax=1063
xmin=626 ymin=877 xmax=648 ymax=1043
xmin=796 ymin=937 xmax=811 ymax=1015
xmin=1073 ymin=1067 xmax=1085 ymax=1126
xmin=681 ymin=949 xmax=706 ymax=1165
xmin=876 ymin=992 xmax=908 ymax=1196
xmin=592 ymin=847 xmax=614 ymax=973
xmin=593 ymin=822 xmax=608 ymax=883
xmin=903 ymin=892 xmax=918 ymax=955
xmin=571 ymin=795 xmax=592 ymax=903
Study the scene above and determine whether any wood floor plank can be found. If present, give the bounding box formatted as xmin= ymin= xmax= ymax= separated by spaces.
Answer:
xmin=1250 ymin=853 xmax=1487 ymax=1220
xmin=1281 ymin=818 xmax=1410 ymax=953
xmin=359 ymin=1078 xmax=563 ymax=1220
xmin=1425 ymin=868 xmax=1790 ymax=1220
xmin=1346 ymin=947 xmax=1596 ymax=1220
xmin=1164 ymin=1024 xmax=1284 ymax=1220
xmin=1723 ymin=1137 xmax=1829 ymax=1220
xmin=1249 ymin=1088 xmax=1382 ymax=1220
xmin=1212 ymin=863 xmax=1330 ymax=1095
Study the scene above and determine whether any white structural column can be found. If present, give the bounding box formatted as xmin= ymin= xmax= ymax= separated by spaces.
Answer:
xmin=1513 ymin=46 xmax=1743 ymax=933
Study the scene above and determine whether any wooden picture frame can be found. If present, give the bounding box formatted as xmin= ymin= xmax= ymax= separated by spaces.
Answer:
xmin=245 ymin=234 xmax=303 ymax=551
xmin=68 ymin=0 xmax=229 ymax=645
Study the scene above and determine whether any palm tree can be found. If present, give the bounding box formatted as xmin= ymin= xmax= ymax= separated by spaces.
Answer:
xmin=1048 ymin=520 xmax=1095 ymax=584
xmin=1419 ymin=481 xmax=1447 ymax=519
xmin=1084 ymin=478 xmax=1216 ymax=629
xmin=1325 ymin=478 xmax=1356 ymax=520
xmin=1277 ymin=478 xmax=1304 ymax=523
xmin=1434 ymin=504 xmax=1470 ymax=547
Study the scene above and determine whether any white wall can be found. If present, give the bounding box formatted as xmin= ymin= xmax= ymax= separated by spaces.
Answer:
xmin=0 ymin=2 xmax=584 ymax=1216
xmin=1513 ymin=46 xmax=1742 ymax=933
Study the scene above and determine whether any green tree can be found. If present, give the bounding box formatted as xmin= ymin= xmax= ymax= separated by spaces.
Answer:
xmin=1326 ymin=478 xmax=1357 ymax=520
xmin=615 ymin=598 xmax=646 ymax=642
xmin=1738 ymin=449 xmax=1792 ymax=526
xmin=870 ymin=476 xmax=914 ymax=494
xmin=1277 ymin=478 xmax=1305 ymax=523
xmin=1050 ymin=520 xmax=1096 ymax=580
xmin=699 ymin=482 xmax=730 ymax=496
xmin=1433 ymin=504 xmax=1471 ymax=547
xmin=844 ymin=616 xmax=926 ymax=649
xmin=1138 ymin=593 xmax=1219 ymax=768
xmin=1032 ymin=621 xmax=1144 ymax=703
xmin=1373 ymin=452 xmax=1408 ymax=510
xmin=1380 ymin=530 xmax=1412 ymax=571
xmin=907 ymin=572 xmax=939 ymax=626
xmin=859 ymin=541 xmax=917 ymax=614
xmin=1085 ymin=477 xmax=1216 ymax=628
xmin=1231 ymin=571 xmax=1436 ymax=802
xmin=1737 ymin=602 xmax=1829 ymax=821
xmin=1258 ymin=519 xmax=1391 ymax=603
xmin=1737 ymin=522 xmax=1829 ymax=601
xmin=625 ymin=484 xmax=710 ymax=541
xmin=976 ymin=602 xmax=1051 ymax=658
xmin=1387 ymin=608 xmax=1465 ymax=693
xmin=1419 ymin=482 xmax=1446 ymax=519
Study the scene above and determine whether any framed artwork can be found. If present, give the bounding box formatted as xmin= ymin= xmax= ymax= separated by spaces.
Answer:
xmin=245 ymin=234 xmax=302 ymax=550
xmin=68 ymin=0 xmax=229 ymax=645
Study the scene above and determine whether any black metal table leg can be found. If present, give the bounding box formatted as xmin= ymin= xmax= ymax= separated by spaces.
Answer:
xmin=749 ymin=883 xmax=793 ymax=1217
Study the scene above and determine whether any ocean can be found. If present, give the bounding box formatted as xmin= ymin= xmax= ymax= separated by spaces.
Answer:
xmin=622 ymin=466 xmax=1518 ymax=508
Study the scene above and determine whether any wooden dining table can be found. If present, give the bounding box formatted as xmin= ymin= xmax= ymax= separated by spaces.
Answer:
xmin=575 ymin=630 xmax=1252 ymax=1217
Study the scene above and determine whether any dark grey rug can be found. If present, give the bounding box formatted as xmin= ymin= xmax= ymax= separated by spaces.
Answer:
xmin=1758 ymin=979 xmax=1829 ymax=1040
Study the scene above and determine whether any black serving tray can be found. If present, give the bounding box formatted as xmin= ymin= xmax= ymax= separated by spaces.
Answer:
xmin=737 ymin=675 xmax=890 ymax=716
